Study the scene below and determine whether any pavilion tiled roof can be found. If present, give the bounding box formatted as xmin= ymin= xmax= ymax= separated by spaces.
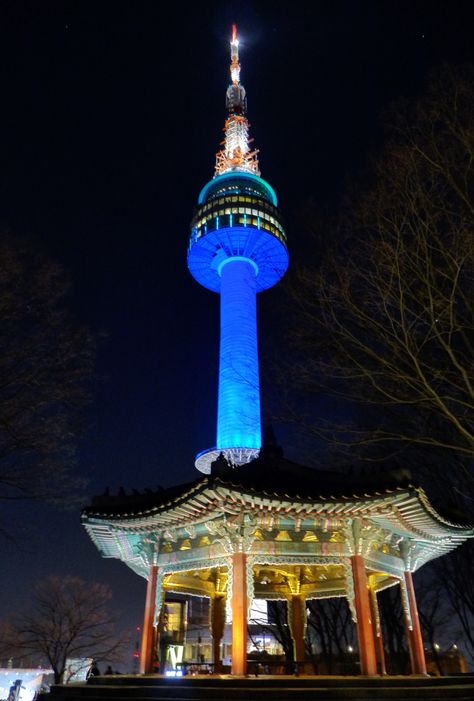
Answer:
xmin=82 ymin=447 xmax=473 ymax=531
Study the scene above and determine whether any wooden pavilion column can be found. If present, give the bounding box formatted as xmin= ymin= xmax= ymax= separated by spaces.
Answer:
xmin=211 ymin=593 xmax=226 ymax=673
xmin=369 ymin=587 xmax=386 ymax=675
xmin=140 ymin=564 xmax=159 ymax=674
xmin=351 ymin=555 xmax=377 ymax=676
xmin=231 ymin=551 xmax=248 ymax=675
xmin=403 ymin=570 xmax=427 ymax=675
xmin=289 ymin=594 xmax=306 ymax=667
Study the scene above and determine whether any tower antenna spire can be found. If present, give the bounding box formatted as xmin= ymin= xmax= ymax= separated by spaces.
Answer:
xmin=215 ymin=25 xmax=260 ymax=176
xmin=230 ymin=23 xmax=240 ymax=85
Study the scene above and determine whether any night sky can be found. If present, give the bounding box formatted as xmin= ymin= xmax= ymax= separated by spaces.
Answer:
xmin=1 ymin=0 xmax=473 ymax=666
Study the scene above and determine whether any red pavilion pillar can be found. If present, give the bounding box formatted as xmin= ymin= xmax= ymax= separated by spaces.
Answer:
xmin=211 ymin=593 xmax=226 ymax=673
xmin=289 ymin=594 xmax=306 ymax=668
xmin=351 ymin=555 xmax=377 ymax=676
xmin=369 ymin=587 xmax=386 ymax=675
xmin=231 ymin=551 xmax=248 ymax=675
xmin=140 ymin=564 xmax=159 ymax=674
xmin=403 ymin=570 xmax=427 ymax=675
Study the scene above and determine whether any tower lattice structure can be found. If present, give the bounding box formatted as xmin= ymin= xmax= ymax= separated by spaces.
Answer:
xmin=188 ymin=25 xmax=289 ymax=473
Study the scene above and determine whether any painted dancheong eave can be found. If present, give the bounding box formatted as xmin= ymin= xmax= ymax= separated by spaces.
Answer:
xmin=82 ymin=480 xmax=473 ymax=585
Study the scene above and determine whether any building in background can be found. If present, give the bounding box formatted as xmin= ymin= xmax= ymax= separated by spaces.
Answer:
xmin=0 ymin=669 xmax=53 ymax=701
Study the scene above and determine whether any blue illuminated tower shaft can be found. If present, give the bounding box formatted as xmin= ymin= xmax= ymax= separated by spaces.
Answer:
xmin=217 ymin=259 xmax=260 ymax=450
xmin=188 ymin=172 xmax=288 ymax=474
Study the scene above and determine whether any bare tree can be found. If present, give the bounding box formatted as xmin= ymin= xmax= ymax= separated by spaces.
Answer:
xmin=284 ymin=65 xmax=474 ymax=667
xmin=378 ymin=585 xmax=409 ymax=675
xmin=250 ymin=600 xmax=295 ymax=668
xmin=434 ymin=541 xmax=474 ymax=665
xmin=306 ymin=597 xmax=356 ymax=674
xmin=288 ymin=66 xmax=474 ymax=473
xmin=7 ymin=576 xmax=127 ymax=683
xmin=417 ymin=575 xmax=456 ymax=675
xmin=0 ymin=231 xmax=94 ymax=506
xmin=247 ymin=598 xmax=297 ymax=675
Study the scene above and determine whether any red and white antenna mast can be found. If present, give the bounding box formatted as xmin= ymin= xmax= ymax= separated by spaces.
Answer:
xmin=215 ymin=25 xmax=260 ymax=176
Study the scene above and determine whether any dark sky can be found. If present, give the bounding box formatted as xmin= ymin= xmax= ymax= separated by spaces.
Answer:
xmin=0 ymin=0 xmax=473 ymax=667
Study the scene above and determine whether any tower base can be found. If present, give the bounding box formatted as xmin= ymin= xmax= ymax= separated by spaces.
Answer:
xmin=195 ymin=447 xmax=260 ymax=474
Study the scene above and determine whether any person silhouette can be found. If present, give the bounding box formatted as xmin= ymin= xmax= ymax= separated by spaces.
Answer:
xmin=87 ymin=661 xmax=101 ymax=678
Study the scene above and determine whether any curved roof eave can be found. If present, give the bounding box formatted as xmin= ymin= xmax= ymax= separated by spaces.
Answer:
xmin=82 ymin=476 xmax=474 ymax=539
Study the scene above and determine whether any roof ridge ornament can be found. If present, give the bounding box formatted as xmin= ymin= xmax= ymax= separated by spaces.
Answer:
xmin=210 ymin=451 xmax=233 ymax=477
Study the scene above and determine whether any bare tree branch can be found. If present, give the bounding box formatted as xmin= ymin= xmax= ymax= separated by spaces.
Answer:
xmin=6 ymin=576 xmax=128 ymax=683
xmin=286 ymin=66 xmax=474 ymax=474
xmin=0 ymin=231 xmax=95 ymax=512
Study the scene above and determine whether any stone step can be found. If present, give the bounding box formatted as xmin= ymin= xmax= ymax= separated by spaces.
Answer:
xmin=85 ymin=675 xmax=474 ymax=687
xmin=49 ymin=692 xmax=474 ymax=701
xmin=49 ymin=675 xmax=474 ymax=701
xmin=51 ymin=697 xmax=474 ymax=701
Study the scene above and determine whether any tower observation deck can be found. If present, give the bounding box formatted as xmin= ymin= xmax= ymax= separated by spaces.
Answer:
xmin=188 ymin=26 xmax=288 ymax=473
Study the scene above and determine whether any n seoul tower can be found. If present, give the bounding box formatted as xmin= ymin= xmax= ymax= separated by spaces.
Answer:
xmin=188 ymin=26 xmax=288 ymax=473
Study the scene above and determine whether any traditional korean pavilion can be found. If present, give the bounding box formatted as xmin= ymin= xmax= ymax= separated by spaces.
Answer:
xmin=83 ymin=445 xmax=473 ymax=676
xmin=82 ymin=28 xmax=473 ymax=677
